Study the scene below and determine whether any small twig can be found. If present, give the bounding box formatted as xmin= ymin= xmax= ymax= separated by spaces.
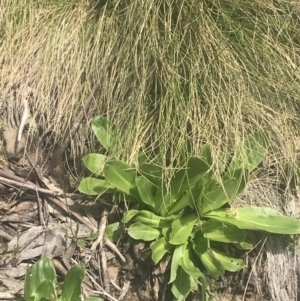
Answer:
xmin=110 ymin=280 xmax=121 ymax=292
xmin=0 ymin=174 xmax=103 ymax=202
xmin=82 ymin=209 xmax=98 ymax=229
xmin=242 ymin=236 xmax=268 ymax=301
xmin=0 ymin=166 xmax=34 ymax=185
xmin=45 ymin=195 xmax=96 ymax=231
xmin=100 ymin=210 xmax=110 ymax=293
xmin=0 ymin=175 xmax=96 ymax=231
xmin=105 ymin=238 xmax=126 ymax=263
xmin=0 ymin=175 xmax=60 ymax=196
xmin=35 ymin=186 xmax=45 ymax=226
xmin=0 ymin=229 xmax=14 ymax=241
xmin=18 ymin=98 xmax=30 ymax=142
xmin=91 ymin=210 xmax=107 ymax=252
xmin=84 ymin=270 xmax=120 ymax=301
xmin=90 ymin=225 xmax=126 ymax=264
xmin=118 ymin=281 xmax=131 ymax=301
xmin=101 ymin=251 xmax=110 ymax=295
xmin=43 ymin=196 xmax=49 ymax=224
xmin=90 ymin=209 xmax=110 ymax=294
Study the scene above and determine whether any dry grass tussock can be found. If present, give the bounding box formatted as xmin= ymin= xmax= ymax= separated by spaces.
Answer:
xmin=1 ymin=0 xmax=300 ymax=299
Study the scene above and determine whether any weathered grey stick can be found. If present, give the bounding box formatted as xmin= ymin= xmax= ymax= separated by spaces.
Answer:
xmin=0 ymin=175 xmax=96 ymax=231
xmin=0 ymin=175 xmax=59 ymax=196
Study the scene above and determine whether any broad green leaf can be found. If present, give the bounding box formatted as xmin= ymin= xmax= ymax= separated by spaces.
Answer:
xmin=199 ymin=251 xmax=224 ymax=279
xmin=132 ymin=210 xmax=174 ymax=228
xmin=190 ymin=276 xmax=199 ymax=291
xmin=34 ymin=280 xmax=56 ymax=301
xmin=138 ymin=162 xmax=162 ymax=185
xmin=204 ymin=206 xmax=300 ymax=234
xmin=237 ymin=206 xmax=284 ymax=216
xmin=78 ymin=177 xmax=113 ymax=195
xmin=193 ymin=231 xmax=208 ymax=255
xmin=25 ymin=257 xmax=57 ymax=301
xmin=127 ymin=222 xmax=161 ymax=241
xmin=91 ymin=116 xmax=117 ymax=152
xmin=180 ymin=244 xmax=202 ymax=278
xmin=167 ymin=178 xmax=203 ymax=215
xmin=167 ymin=191 xmax=193 ymax=216
xmin=200 ymin=144 xmax=213 ymax=166
xmin=198 ymin=271 xmax=209 ymax=301
xmin=154 ymin=182 xmax=174 ymax=216
xmin=105 ymin=222 xmax=123 ymax=242
xmin=202 ymin=220 xmax=246 ymax=243
xmin=137 ymin=152 xmax=148 ymax=164
xmin=200 ymin=219 xmax=224 ymax=232
xmin=169 ymin=214 xmax=198 ymax=245
xmin=169 ymin=244 xmax=184 ymax=283
xmin=104 ymin=160 xmax=140 ymax=200
xmin=200 ymin=169 xmax=248 ymax=215
xmin=123 ymin=209 xmax=139 ymax=223
xmin=228 ymin=130 xmax=269 ymax=173
xmin=199 ymin=178 xmax=235 ymax=215
xmin=77 ymin=240 xmax=86 ymax=248
xmin=135 ymin=177 xmax=156 ymax=208
xmin=150 ymin=236 xmax=173 ymax=264
xmin=170 ymin=157 xmax=210 ymax=200
xmin=191 ymin=223 xmax=204 ymax=236
xmin=223 ymin=168 xmax=249 ymax=197
xmin=171 ymin=266 xmax=192 ymax=301
xmin=82 ymin=154 xmax=107 ymax=176
xmin=59 ymin=264 xmax=85 ymax=301
xmin=211 ymin=248 xmax=245 ymax=272
xmin=204 ymin=228 xmax=246 ymax=244
xmin=234 ymin=237 xmax=254 ymax=250
xmin=193 ymin=234 xmax=230 ymax=280
xmin=162 ymin=226 xmax=171 ymax=239
xmin=86 ymin=232 xmax=100 ymax=241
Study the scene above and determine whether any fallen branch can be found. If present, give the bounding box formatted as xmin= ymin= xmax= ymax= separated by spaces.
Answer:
xmin=0 ymin=228 xmax=14 ymax=241
xmin=118 ymin=281 xmax=131 ymax=301
xmin=0 ymin=175 xmax=60 ymax=197
xmin=0 ymin=166 xmax=34 ymax=186
xmin=100 ymin=209 xmax=110 ymax=293
xmin=0 ymin=173 xmax=108 ymax=202
xmin=105 ymin=238 xmax=126 ymax=263
xmin=45 ymin=195 xmax=96 ymax=231
xmin=0 ymin=175 xmax=96 ymax=231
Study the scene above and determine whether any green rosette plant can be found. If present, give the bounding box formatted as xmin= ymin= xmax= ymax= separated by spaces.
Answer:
xmin=24 ymin=257 xmax=103 ymax=301
xmin=79 ymin=116 xmax=300 ymax=301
